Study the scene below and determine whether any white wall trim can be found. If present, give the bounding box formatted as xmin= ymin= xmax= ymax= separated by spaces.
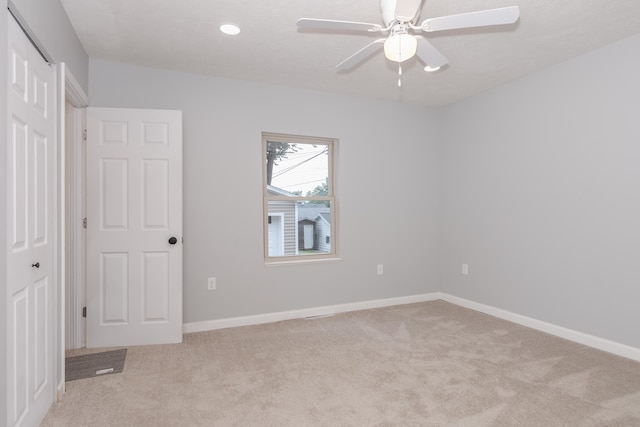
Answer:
xmin=55 ymin=62 xmax=66 ymax=404
xmin=64 ymin=65 xmax=88 ymax=108
xmin=440 ymin=293 xmax=640 ymax=362
xmin=61 ymin=61 xmax=88 ymax=351
xmin=64 ymin=105 xmax=86 ymax=350
xmin=183 ymin=292 xmax=442 ymax=333
xmin=184 ymin=291 xmax=640 ymax=362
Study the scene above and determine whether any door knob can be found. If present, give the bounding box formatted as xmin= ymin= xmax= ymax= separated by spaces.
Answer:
xmin=32 ymin=262 xmax=40 ymax=268
xmin=168 ymin=237 xmax=178 ymax=245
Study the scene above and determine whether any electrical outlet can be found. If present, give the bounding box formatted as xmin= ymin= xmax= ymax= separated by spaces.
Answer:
xmin=377 ymin=264 xmax=384 ymax=275
xmin=208 ymin=277 xmax=216 ymax=290
xmin=462 ymin=264 xmax=469 ymax=275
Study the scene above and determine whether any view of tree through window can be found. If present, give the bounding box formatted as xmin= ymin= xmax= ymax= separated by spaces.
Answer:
xmin=263 ymin=133 xmax=336 ymax=261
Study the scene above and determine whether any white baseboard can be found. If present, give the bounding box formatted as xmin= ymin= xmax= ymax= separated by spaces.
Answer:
xmin=183 ymin=292 xmax=442 ymax=334
xmin=440 ymin=293 xmax=640 ymax=362
xmin=57 ymin=379 xmax=65 ymax=401
xmin=183 ymin=291 xmax=640 ymax=363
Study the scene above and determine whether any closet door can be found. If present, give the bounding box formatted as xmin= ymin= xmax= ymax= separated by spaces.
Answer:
xmin=6 ymin=14 xmax=56 ymax=427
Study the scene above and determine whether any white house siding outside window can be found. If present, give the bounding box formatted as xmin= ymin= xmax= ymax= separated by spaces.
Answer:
xmin=262 ymin=132 xmax=337 ymax=263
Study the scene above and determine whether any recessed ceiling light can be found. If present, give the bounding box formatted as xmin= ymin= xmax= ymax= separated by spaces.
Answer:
xmin=220 ymin=24 xmax=240 ymax=36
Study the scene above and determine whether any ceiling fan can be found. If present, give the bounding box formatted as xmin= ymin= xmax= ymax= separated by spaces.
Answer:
xmin=297 ymin=0 xmax=520 ymax=81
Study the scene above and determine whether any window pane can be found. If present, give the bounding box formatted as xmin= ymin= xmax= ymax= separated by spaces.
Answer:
xmin=266 ymin=141 xmax=329 ymax=197
xmin=263 ymin=132 xmax=336 ymax=262
xmin=267 ymin=200 xmax=332 ymax=257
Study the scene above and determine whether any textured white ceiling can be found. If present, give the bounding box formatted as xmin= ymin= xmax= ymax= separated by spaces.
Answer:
xmin=60 ymin=0 xmax=640 ymax=107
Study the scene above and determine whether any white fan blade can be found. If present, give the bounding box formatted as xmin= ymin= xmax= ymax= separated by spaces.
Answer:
xmin=393 ymin=0 xmax=423 ymax=22
xmin=421 ymin=6 xmax=519 ymax=32
xmin=381 ymin=0 xmax=423 ymax=26
xmin=415 ymin=37 xmax=449 ymax=69
xmin=297 ymin=18 xmax=382 ymax=32
xmin=336 ymin=39 xmax=386 ymax=70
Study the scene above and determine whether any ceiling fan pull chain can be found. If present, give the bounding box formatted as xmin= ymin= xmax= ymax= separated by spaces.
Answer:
xmin=398 ymin=64 xmax=402 ymax=87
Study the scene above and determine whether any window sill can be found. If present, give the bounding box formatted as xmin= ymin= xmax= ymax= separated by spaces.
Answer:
xmin=264 ymin=257 xmax=342 ymax=267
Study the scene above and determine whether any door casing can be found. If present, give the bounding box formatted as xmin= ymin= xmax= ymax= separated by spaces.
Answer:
xmin=63 ymin=72 xmax=88 ymax=350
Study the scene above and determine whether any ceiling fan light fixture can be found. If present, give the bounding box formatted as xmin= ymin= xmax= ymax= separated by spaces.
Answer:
xmin=384 ymin=33 xmax=417 ymax=63
xmin=219 ymin=24 xmax=241 ymax=36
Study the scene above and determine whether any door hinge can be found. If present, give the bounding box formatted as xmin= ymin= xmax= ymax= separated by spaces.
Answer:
xmin=83 ymin=218 xmax=87 ymax=229
xmin=82 ymin=306 xmax=87 ymax=318
xmin=82 ymin=129 xmax=87 ymax=141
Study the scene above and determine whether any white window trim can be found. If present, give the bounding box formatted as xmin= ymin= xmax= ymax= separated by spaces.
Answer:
xmin=262 ymin=132 xmax=339 ymax=264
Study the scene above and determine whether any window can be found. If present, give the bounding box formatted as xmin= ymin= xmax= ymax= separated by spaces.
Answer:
xmin=263 ymin=132 xmax=337 ymax=262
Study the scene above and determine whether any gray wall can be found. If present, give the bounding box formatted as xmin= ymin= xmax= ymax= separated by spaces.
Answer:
xmin=89 ymin=59 xmax=442 ymax=323
xmin=9 ymin=0 xmax=89 ymax=92
xmin=11 ymin=0 xmax=634 ymax=350
xmin=440 ymin=34 xmax=640 ymax=348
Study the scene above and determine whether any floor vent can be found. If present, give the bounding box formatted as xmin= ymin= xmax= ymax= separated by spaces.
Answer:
xmin=304 ymin=313 xmax=335 ymax=320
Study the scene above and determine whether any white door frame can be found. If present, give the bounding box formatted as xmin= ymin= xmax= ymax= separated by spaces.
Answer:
xmin=62 ymin=67 xmax=87 ymax=351
xmin=268 ymin=213 xmax=285 ymax=256
xmin=56 ymin=64 xmax=89 ymax=395
xmin=303 ymin=224 xmax=314 ymax=250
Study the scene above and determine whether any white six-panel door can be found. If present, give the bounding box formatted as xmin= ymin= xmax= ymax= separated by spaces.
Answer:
xmin=86 ymin=108 xmax=183 ymax=348
xmin=6 ymin=15 xmax=55 ymax=427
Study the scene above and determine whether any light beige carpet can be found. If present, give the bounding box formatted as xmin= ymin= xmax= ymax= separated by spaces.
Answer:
xmin=42 ymin=301 xmax=640 ymax=426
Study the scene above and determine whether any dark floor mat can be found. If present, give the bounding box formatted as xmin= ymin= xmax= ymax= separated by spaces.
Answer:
xmin=65 ymin=349 xmax=127 ymax=381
